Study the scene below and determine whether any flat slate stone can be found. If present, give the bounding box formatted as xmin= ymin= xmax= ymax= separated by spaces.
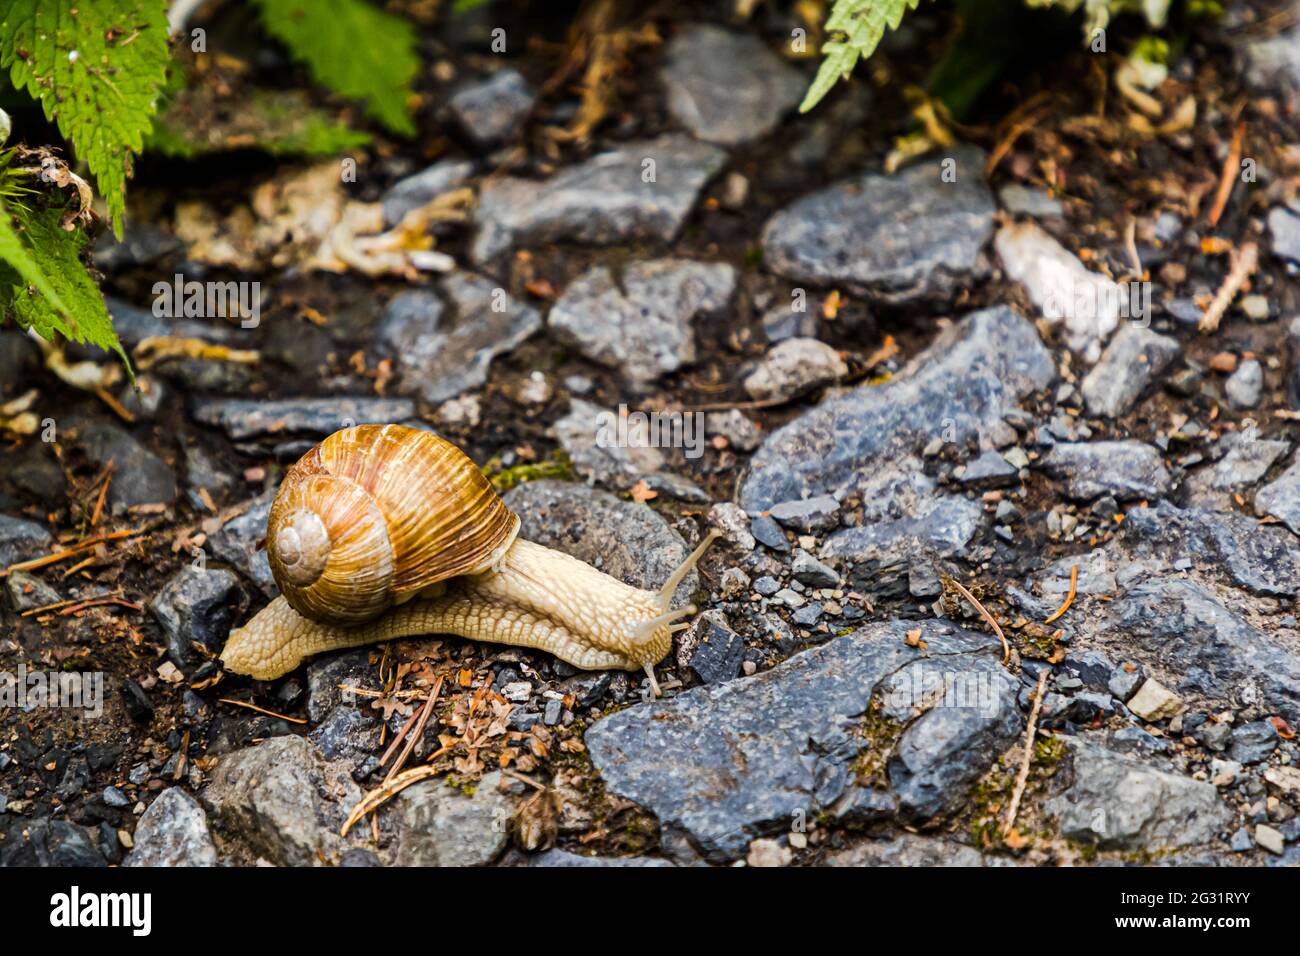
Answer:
xmin=1255 ymin=456 xmax=1300 ymax=536
xmin=585 ymin=619 xmax=1019 ymax=860
xmin=1047 ymin=740 xmax=1229 ymax=851
xmin=472 ymin=134 xmax=726 ymax=264
xmin=1039 ymin=441 xmax=1171 ymax=501
xmin=548 ymin=259 xmax=734 ymax=383
xmin=375 ymin=272 xmax=543 ymax=405
xmin=760 ymin=145 xmax=996 ymax=304
xmin=659 ymin=24 xmax=805 ymax=146
xmin=192 ymin=397 xmax=417 ymax=440
xmin=739 ymin=305 xmax=1054 ymax=512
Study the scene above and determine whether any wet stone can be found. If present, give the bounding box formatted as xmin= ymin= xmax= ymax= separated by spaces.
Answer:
xmin=64 ymin=416 xmax=178 ymax=512
xmin=1046 ymin=740 xmax=1230 ymax=851
xmin=740 ymin=306 xmax=1054 ymax=513
xmin=767 ymin=495 xmax=841 ymax=532
xmin=743 ymin=337 xmax=847 ymax=402
xmin=954 ymin=449 xmax=1020 ymax=489
xmin=376 ymin=273 xmax=543 ymax=405
xmin=0 ymin=515 xmax=52 ymax=569
xmin=202 ymin=735 xmax=362 ymax=867
xmin=1080 ymin=325 xmax=1181 ymax=418
xmin=676 ymin=609 xmax=744 ymax=684
xmin=1225 ymin=358 xmax=1264 ymax=409
xmin=1228 ymin=721 xmax=1279 ymax=765
xmin=192 ymin=397 xmax=416 ymax=441
xmin=549 ymin=259 xmax=734 ymax=384
xmin=472 ymin=134 xmax=726 ymax=264
xmin=585 ymin=620 xmax=1018 ymax=860
xmin=659 ymin=24 xmax=805 ymax=146
xmin=149 ymin=567 xmax=248 ymax=668
xmin=761 ymin=146 xmax=996 ymax=305
xmin=1255 ymin=457 xmax=1300 ymax=536
xmin=395 ymin=771 xmax=514 ymax=866
xmin=1268 ymin=201 xmax=1300 ymax=263
xmin=125 ymin=788 xmax=218 ymax=867
xmin=206 ymin=495 xmax=276 ymax=596
xmin=443 ymin=69 xmax=535 ymax=146
xmin=1039 ymin=441 xmax=1171 ymax=501
xmin=750 ymin=514 xmax=789 ymax=552
xmin=5 ymin=571 xmax=61 ymax=612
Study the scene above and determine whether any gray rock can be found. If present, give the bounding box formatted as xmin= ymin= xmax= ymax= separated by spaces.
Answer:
xmin=705 ymin=409 xmax=762 ymax=452
xmin=1228 ymin=721 xmax=1279 ymax=765
xmin=823 ymin=833 xmax=988 ymax=866
xmin=125 ymin=788 xmax=218 ymax=867
xmin=739 ymin=306 xmax=1054 ymax=512
xmin=202 ymin=735 xmax=362 ymax=867
xmin=1097 ymin=577 xmax=1300 ymax=722
xmin=955 ymin=449 xmax=1020 ymax=489
xmin=5 ymin=570 xmax=60 ymax=612
xmin=791 ymin=549 xmax=840 ymax=587
xmin=502 ymin=481 xmax=699 ymax=611
xmin=65 ymin=416 xmax=177 ymax=512
xmin=820 ymin=491 xmax=984 ymax=598
xmin=659 ymin=24 xmax=804 ymax=146
xmin=585 ymin=619 xmax=1018 ymax=860
xmin=1243 ymin=24 xmax=1300 ymax=90
xmin=472 ymin=134 xmax=726 ymax=264
xmin=444 ymin=69 xmax=534 ymax=146
xmin=149 ymin=567 xmax=248 ymax=668
xmin=743 ymin=337 xmax=847 ymax=401
xmin=1256 ymin=457 xmax=1300 ymax=536
xmin=549 ymin=259 xmax=734 ymax=383
xmin=750 ymin=514 xmax=789 ymax=551
xmin=1123 ymin=501 xmax=1300 ymax=599
xmin=1187 ymin=435 xmax=1290 ymax=497
xmin=998 ymin=184 xmax=1063 ymax=219
xmin=676 ymin=609 xmax=744 ymax=684
xmin=93 ymin=224 xmax=184 ymax=273
xmin=1225 ymin=358 xmax=1264 ymax=410
xmin=395 ymin=772 xmax=514 ymax=866
xmin=764 ymin=496 xmax=837 ymax=535
xmin=1268 ymin=201 xmax=1300 ymax=263
xmin=553 ymin=398 xmax=672 ymax=489
xmin=376 ymin=273 xmax=543 ymax=404
xmin=0 ymin=514 xmax=52 ymax=569
xmin=1046 ymin=741 xmax=1229 ymax=850
xmin=192 ymin=398 xmax=416 ymax=441
xmin=206 ymin=495 xmax=276 ymax=596
xmin=761 ymin=145 xmax=995 ymax=304
xmin=1080 ymin=324 xmax=1180 ymax=418
xmin=1039 ymin=441 xmax=1171 ymax=501
xmin=381 ymin=158 xmax=476 ymax=227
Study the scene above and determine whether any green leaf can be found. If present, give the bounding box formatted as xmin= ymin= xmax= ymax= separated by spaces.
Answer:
xmin=0 ymin=0 xmax=171 ymax=238
xmin=250 ymin=0 xmax=419 ymax=137
xmin=148 ymin=88 xmax=373 ymax=158
xmin=800 ymin=0 xmax=923 ymax=113
xmin=0 ymin=198 xmax=130 ymax=373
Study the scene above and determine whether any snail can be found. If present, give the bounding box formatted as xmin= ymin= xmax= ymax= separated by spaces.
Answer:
xmin=219 ymin=424 xmax=717 ymax=694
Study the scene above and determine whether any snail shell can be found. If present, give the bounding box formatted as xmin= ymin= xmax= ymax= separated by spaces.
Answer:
xmin=266 ymin=424 xmax=519 ymax=625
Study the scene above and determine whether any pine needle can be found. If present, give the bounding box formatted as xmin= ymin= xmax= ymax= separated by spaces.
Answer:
xmin=1043 ymin=564 xmax=1078 ymax=624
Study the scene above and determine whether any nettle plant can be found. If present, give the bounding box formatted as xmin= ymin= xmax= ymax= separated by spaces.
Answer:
xmin=800 ymin=0 xmax=1191 ymax=111
xmin=0 ymin=0 xmax=419 ymax=372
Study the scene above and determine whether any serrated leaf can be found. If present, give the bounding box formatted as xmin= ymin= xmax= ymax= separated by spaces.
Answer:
xmin=0 ymin=0 xmax=170 ymax=238
xmin=0 ymin=199 xmax=129 ymax=372
xmin=250 ymin=0 xmax=419 ymax=137
xmin=800 ymin=0 xmax=923 ymax=112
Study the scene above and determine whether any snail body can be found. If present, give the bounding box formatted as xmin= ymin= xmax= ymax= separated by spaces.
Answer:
xmin=220 ymin=425 xmax=716 ymax=692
